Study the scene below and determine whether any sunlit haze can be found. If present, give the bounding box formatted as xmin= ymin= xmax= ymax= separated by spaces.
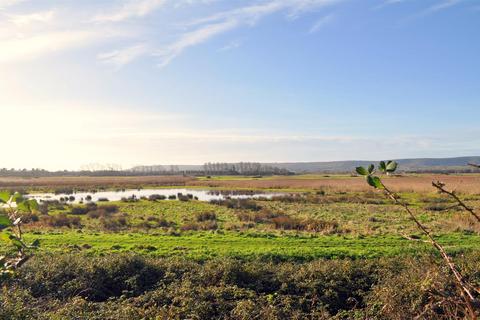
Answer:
xmin=1 ymin=0 xmax=479 ymax=170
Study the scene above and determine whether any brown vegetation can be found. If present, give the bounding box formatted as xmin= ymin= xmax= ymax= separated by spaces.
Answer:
xmin=0 ymin=175 xmax=193 ymax=189
xmin=193 ymin=174 xmax=480 ymax=194
xmin=1 ymin=174 xmax=480 ymax=194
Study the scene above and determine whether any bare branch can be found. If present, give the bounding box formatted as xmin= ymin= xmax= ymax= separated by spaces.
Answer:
xmin=400 ymin=233 xmax=430 ymax=243
xmin=432 ymin=181 xmax=480 ymax=224
xmin=379 ymin=182 xmax=478 ymax=314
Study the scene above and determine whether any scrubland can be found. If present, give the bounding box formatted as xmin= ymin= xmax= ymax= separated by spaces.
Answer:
xmin=2 ymin=174 xmax=480 ymax=318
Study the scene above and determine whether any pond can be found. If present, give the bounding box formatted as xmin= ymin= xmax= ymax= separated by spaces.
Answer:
xmin=25 ymin=188 xmax=284 ymax=204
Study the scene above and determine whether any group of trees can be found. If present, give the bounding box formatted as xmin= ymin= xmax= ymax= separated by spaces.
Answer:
xmin=203 ymin=162 xmax=292 ymax=175
xmin=129 ymin=165 xmax=181 ymax=174
xmin=0 ymin=163 xmax=293 ymax=177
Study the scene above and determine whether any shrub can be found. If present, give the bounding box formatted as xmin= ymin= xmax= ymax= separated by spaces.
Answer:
xmin=148 ymin=194 xmax=166 ymax=201
xmin=180 ymin=221 xmax=218 ymax=231
xmin=54 ymin=188 xmax=74 ymax=195
xmin=142 ymin=216 xmax=175 ymax=229
xmin=38 ymin=202 xmax=49 ymax=215
xmin=195 ymin=212 xmax=217 ymax=222
xmin=210 ymin=198 xmax=262 ymax=211
xmin=100 ymin=205 xmax=119 ymax=214
xmin=4 ymin=254 xmax=480 ymax=318
xmin=41 ymin=214 xmax=82 ymax=228
xmin=88 ymin=210 xmax=110 ymax=219
xmin=100 ymin=217 xmax=128 ymax=231
xmin=70 ymin=207 xmax=89 ymax=215
xmin=178 ymin=194 xmax=190 ymax=201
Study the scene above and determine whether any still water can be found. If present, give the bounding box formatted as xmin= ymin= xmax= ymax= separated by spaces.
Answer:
xmin=25 ymin=188 xmax=282 ymax=203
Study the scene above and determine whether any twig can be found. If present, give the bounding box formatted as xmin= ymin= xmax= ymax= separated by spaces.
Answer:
xmin=432 ymin=181 xmax=480 ymax=223
xmin=400 ymin=233 xmax=430 ymax=243
xmin=380 ymin=183 xmax=478 ymax=318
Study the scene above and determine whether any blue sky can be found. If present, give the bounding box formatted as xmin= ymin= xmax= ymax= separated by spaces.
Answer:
xmin=0 ymin=0 xmax=479 ymax=169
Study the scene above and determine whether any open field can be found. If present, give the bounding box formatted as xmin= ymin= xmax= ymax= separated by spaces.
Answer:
xmin=19 ymin=231 xmax=480 ymax=260
xmin=2 ymin=174 xmax=480 ymax=318
xmin=2 ymin=173 xmax=480 ymax=193
xmin=2 ymin=186 xmax=479 ymax=259
xmin=0 ymin=175 xmax=193 ymax=189
xmin=192 ymin=174 xmax=480 ymax=194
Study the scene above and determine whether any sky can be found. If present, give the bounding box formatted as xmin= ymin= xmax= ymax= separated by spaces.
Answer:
xmin=0 ymin=0 xmax=479 ymax=170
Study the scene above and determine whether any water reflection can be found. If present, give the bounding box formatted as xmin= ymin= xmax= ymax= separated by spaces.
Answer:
xmin=25 ymin=188 xmax=282 ymax=203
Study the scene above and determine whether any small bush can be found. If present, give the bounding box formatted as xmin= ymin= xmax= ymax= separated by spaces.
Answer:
xmin=196 ymin=212 xmax=217 ymax=222
xmin=41 ymin=214 xmax=82 ymax=228
xmin=180 ymin=221 xmax=218 ymax=231
xmin=100 ymin=205 xmax=119 ymax=214
xmin=70 ymin=207 xmax=89 ymax=215
xmin=148 ymin=194 xmax=167 ymax=201
xmin=143 ymin=216 xmax=175 ymax=228
xmin=100 ymin=217 xmax=128 ymax=231
xmin=210 ymin=198 xmax=262 ymax=211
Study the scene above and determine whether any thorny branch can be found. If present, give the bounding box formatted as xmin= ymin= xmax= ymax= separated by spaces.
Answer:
xmin=379 ymin=182 xmax=479 ymax=319
xmin=432 ymin=181 xmax=480 ymax=223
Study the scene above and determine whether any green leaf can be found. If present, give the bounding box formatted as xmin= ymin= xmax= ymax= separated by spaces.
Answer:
xmin=27 ymin=200 xmax=39 ymax=212
xmin=0 ymin=214 xmax=11 ymax=229
xmin=0 ymin=232 xmax=23 ymax=249
xmin=386 ymin=161 xmax=398 ymax=173
xmin=368 ymin=164 xmax=375 ymax=174
xmin=379 ymin=161 xmax=387 ymax=173
xmin=16 ymin=199 xmax=38 ymax=213
xmin=13 ymin=193 xmax=24 ymax=204
xmin=0 ymin=232 xmax=10 ymax=243
xmin=0 ymin=191 xmax=11 ymax=203
xmin=16 ymin=202 xmax=29 ymax=213
xmin=367 ymin=176 xmax=384 ymax=189
xmin=9 ymin=237 xmax=24 ymax=250
xmin=30 ymin=239 xmax=40 ymax=248
xmin=356 ymin=167 xmax=368 ymax=176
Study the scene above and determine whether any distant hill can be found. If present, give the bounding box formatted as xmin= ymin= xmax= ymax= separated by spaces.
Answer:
xmin=265 ymin=157 xmax=480 ymax=173
xmin=130 ymin=157 xmax=480 ymax=174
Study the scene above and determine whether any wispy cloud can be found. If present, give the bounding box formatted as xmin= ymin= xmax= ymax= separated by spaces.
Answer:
xmin=93 ymin=0 xmax=167 ymax=22
xmin=155 ymin=0 xmax=342 ymax=67
xmin=7 ymin=9 xmax=56 ymax=26
xmin=0 ymin=0 xmax=344 ymax=68
xmin=372 ymin=0 xmax=406 ymax=10
xmin=0 ymin=30 xmax=105 ymax=63
xmin=309 ymin=14 xmax=334 ymax=33
xmin=98 ymin=43 xmax=150 ymax=69
xmin=155 ymin=19 xmax=239 ymax=68
xmin=399 ymin=0 xmax=464 ymax=22
xmin=0 ymin=0 xmax=24 ymax=9
xmin=426 ymin=0 xmax=462 ymax=13
xmin=220 ymin=39 xmax=243 ymax=51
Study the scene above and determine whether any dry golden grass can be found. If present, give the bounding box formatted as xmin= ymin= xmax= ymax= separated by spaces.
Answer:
xmin=1 ymin=174 xmax=479 ymax=194
xmin=192 ymin=174 xmax=480 ymax=194
xmin=0 ymin=176 xmax=194 ymax=189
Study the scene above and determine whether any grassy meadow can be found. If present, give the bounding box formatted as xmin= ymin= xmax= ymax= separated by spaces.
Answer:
xmin=3 ymin=174 xmax=480 ymax=259
xmin=2 ymin=174 xmax=480 ymax=318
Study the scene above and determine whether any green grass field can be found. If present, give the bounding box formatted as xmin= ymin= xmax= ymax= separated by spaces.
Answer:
xmin=22 ymin=231 xmax=480 ymax=260
xmin=2 ymin=180 xmax=480 ymax=319
xmin=0 ymin=187 xmax=475 ymax=260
